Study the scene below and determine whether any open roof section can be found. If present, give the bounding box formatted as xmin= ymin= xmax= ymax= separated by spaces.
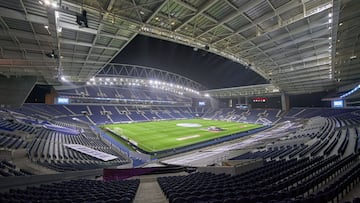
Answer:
xmin=112 ymin=34 xmax=268 ymax=89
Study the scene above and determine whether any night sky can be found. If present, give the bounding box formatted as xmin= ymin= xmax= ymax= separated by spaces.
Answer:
xmin=112 ymin=35 xmax=268 ymax=89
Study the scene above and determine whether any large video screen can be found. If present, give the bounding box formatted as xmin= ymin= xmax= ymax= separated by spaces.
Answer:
xmin=332 ymin=100 xmax=344 ymax=108
xmin=236 ymin=104 xmax=248 ymax=109
xmin=198 ymin=101 xmax=206 ymax=106
xmin=57 ymin=97 xmax=69 ymax=104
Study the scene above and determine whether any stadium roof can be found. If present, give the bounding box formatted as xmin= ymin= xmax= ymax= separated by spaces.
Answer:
xmin=0 ymin=0 xmax=359 ymax=96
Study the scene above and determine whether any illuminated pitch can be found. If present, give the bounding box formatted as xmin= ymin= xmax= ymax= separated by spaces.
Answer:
xmin=102 ymin=119 xmax=263 ymax=153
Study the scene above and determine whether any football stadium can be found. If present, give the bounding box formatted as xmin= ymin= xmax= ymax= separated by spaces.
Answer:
xmin=0 ymin=0 xmax=360 ymax=202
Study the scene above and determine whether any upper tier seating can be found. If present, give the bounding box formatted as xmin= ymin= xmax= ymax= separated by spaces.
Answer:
xmin=203 ymin=108 xmax=281 ymax=124
xmin=286 ymin=108 xmax=359 ymax=118
xmin=57 ymin=86 xmax=192 ymax=103
xmin=18 ymin=104 xmax=202 ymax=124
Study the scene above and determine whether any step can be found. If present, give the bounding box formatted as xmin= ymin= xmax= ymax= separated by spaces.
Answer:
xmin=134 ymin=180 xmax=168 ymax=203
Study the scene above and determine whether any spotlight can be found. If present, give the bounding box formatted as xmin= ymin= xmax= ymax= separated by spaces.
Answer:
xmin=51 ymin=2 xmax=58 ymax=8
xmin=60 ymin=76 xmax=67 ymax=82
xmin=45 ymin=50 xmax=58 ymax=59
xmin=350 ymin=55 xmax=357 ymax=60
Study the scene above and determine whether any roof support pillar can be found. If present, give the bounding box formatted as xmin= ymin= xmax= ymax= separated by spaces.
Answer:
xmin=281 ymin=92 xmax=290 ymax=111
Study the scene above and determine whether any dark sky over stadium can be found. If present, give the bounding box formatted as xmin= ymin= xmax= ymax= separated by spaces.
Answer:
xmin=112 ymin=35 xmax=268 ymax=89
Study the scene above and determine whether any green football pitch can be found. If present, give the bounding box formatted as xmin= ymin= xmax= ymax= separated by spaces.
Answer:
xmin=102 ymin=119 xmax=263 ymax=153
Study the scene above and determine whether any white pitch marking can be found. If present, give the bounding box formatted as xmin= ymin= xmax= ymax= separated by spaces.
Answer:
xmin=176 ymin=134 xmax=200 ymax=141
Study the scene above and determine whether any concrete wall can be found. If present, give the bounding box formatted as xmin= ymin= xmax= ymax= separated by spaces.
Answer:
xmin=45 ymin=88 xmax=57 ymax=104
xmin=197 ymin=166 xmax=236 ymax=175
xmin=197 ymin=159 xmax=264 ymax=176
xmin=0 ymin=75 xmax=37 ymax=108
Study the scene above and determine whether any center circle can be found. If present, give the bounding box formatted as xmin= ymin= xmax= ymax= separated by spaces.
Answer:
xmin=176 ymin=123 xmax=202 ymax=127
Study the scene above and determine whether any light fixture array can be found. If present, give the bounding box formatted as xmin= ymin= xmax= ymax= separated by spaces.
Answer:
xmin=340 ymin=84 xmax=360 ymax=99
xmin=86 ymin=77 xmax=200 ymax=96
xmin=328 ymin=11 xmax=333 ymax=79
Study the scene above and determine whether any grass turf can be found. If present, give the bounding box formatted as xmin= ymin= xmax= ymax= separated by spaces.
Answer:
xmin=102 ymin=119 xmax=262 ymax=153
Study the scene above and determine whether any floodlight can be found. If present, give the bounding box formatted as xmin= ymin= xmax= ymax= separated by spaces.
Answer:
xmin=52 ymin=2 xmax=58 ymax=8
xmin=60 ymin=76 xmax=67 ymax=82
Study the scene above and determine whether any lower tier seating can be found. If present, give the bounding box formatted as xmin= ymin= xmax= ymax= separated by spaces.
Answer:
xmin=158 ymin=154 xmax=360 ymax=203
xmin=0 ymin=160 xmax=32 ymax=177
xmin=0 ymin=179 xmax=139 ymax=203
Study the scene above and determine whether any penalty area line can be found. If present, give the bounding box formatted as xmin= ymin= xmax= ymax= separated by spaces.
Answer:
xmin=176 ymin=134 xmax=200 ymax=141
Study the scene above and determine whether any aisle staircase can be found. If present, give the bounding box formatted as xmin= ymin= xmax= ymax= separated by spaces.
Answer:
xmin=134 ymin=180 xmax=168 ymax=203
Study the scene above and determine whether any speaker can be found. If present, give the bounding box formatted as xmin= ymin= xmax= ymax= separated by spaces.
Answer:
xmin=76 ymin=10 xmax=89 ymax=27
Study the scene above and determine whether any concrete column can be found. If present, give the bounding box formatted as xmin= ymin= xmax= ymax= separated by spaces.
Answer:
xmin=228 ymin=99 xmax=233 ymax=107
xmin=209 ymin=98 xmax=219 ymax=109
xmin=237 ymin=97 xmax=241 ymax=105
xmin=244 ymin=96 xmax=248 ymax=105
xmin=281 ymin=92 xmax=290 ymax=111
